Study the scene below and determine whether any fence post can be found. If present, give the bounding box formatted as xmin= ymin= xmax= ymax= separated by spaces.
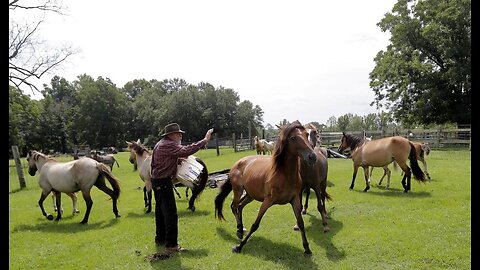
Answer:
xmin=248 ymin=121 xmax=252 ymax=149
xmin=233 ymin=133 xmax=237 ymax=152
xmin=12 ymin=146 xmax=26 ymax=189
xmin=215 ymin=134 xmax=220 ymax=156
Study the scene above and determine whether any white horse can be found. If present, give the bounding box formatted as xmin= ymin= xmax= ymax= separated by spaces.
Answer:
xmin=126 ymin=139 xmax=209 ymax=212
xmin=26 ymin=150 xmax=121 ymax=224
xmin=263 ymin=140 xmax=275 ymax=155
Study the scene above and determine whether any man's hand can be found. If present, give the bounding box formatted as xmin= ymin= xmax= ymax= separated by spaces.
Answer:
xmin=205 ymin=128 xmax=214 ymax=142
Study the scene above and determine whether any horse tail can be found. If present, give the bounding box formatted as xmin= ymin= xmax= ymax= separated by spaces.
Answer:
xmin=192 ymin=158 xmax=209 ymax=196
xmin=214 ymin=176 xmax=232 ymax=221
xmin=323 ymin=190 xmax=332 ymax=201
xmin=392 ymin=160 xmax=398 ymax=172
xmin=98 ymin=163 xmax=121 ymax=198
xmin=408 ymin=142 xmax=426 ymax=182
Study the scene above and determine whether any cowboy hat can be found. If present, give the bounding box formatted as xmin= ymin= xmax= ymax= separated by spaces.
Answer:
xmin=161 ymin=123 xmax=185 ymax=137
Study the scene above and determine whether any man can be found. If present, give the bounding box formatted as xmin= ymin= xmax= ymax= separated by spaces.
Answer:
xmin=151 ymin=122 xmax=213 ymax=254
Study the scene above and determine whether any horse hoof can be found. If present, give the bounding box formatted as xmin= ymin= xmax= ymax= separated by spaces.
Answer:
xmin=187 ymin=206 xmax=195 ymax=212
xmin=46 ymin=214 xmax=54 ymax=220
xmin=304 ymin=250 xmax=313 ymax=257
xmin=80 ymin=220 xmax=88 ymax=224
xmin=349 ymin=186 xmax=354 ymax=190
xmin=232 ymin=245 xmax=241 ymax=253
xmin=323 ymin=226 xmax=330 ymax=233
xmin=236 ymin=231 xmax=244 ymax=239
xmin=74 ymin=210 xmax=80 ymax=214
xmin=301 ymin=210 xmax=306 ymax=215
xmin=403 ymin=190 xmax=409 ymax=193
xmin=293 ymin=224 xmax=300 ymax=231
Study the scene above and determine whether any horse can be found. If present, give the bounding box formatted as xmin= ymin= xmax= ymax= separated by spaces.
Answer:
xmin=90 ymin=150 xmax=120 ymax=171
xmin=294 ymin=122 xmax=331 ymax=233
xmin=214 ymin=120 xmax=318 ymax=256
xmin=253 ymin=136 xmax=265 ymax=155
xmin=337 ymin=132 xmax=426 ymax=193
xmin=372 ymin=141 xmax=432 ymax=188
xmin=51 ymin=192 xmax=80 ymax=215
xmin=26 ymin=150 xmax=121 ymax=224
xmin=126 ymin=139 xmax=209 ymax=213
xmin=263 ymin=140 xmax=275 ymax=155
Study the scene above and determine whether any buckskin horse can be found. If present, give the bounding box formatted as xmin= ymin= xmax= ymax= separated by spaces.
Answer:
xmin=126 ymin=140 xmax=208 ymax=213
xmin=214 ymin=121 xmax=317 ymax=256
xmin=337 ymin=132 xmax=426 ymax=193
xmin=26 ymin=150 xmax=121 ymax=224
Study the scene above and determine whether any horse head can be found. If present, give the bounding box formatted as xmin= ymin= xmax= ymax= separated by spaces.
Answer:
xmin=273 ymin=120 xmax=316 ymax=168
xmin=338 ymin=132 xmax=364 ymax=154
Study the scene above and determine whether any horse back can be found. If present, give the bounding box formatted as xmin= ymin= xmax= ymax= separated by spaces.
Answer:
xmin=229 ymin=155 xmax=272 ymax=201
xmin=357 ymin=136 xmax=411 ymax=166
xmin=42 ymin=158 xmax=99 ymax=193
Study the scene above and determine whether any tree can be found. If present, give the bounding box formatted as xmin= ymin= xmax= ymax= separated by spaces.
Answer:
xmin=9 ymin=0 xmax=77 ymax=93
xmin=337 ymin=114 xmax=352 ymax=132
xmin=369 ymin=0 xmax=471 ymax=126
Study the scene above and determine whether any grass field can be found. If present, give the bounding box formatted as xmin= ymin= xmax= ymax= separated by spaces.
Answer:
xmin=9 ymin=148 xmax=471 ymax=269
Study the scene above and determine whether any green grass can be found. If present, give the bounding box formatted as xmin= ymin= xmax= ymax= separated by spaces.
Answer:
xmin=9 ymin=149 xmax=471 ymax=269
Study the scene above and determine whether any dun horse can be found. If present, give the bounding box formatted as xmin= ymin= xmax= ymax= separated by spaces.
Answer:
xmin=126 ymin=140 xmax=209 ymax=213
xmin=214 ymin=121 xmax=317 ymax=256
xmin=295 ymin=123 xmax=331 ymax=233
xmin=26 ymin=150 xmax=121 ymax=224
xmin=338 ymin=133 xmax=426 ymax=193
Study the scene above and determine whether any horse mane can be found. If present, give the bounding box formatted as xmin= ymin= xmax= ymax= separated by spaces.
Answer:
xmin=132 ymin=142 xmax=151 ymax=156
xmin=271 ymin=120 xmax=304 ymax=172
xmin=344 ymin=133 xmax=365 ymax=151
xmin=31 ymin=150 xmax=56 ymax=162
xmin=304 ymin=123 xmax=318 ymax=132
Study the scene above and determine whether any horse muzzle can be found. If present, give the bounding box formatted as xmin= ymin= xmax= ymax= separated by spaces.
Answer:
xmin=304 ymin=152 xmax=317 ymax=166
xmin=28 ymin=168 xmax=37 ymax=176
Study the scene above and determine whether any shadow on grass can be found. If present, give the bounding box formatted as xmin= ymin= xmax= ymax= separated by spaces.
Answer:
xmin=348 ymin=186 xmax=432 ymax=198
xmin=11 ymin=217 xmax=120 ymax=233
xmin=215 ymin=227 xmax=319 ymax=269
xmin=304 ymin=214 xmax=346 ymax=262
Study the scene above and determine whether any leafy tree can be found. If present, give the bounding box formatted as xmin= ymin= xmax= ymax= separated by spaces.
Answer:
xmin=9 ymin=85 xmax=42 ymax=156
xmin=71 ymin=75 xmax=128 ymax=148
xmin=364 ymin=113 xmax=380 ymax=131
xmin=349 ymin=114 xmax=365 ymax=131
xmin=337 ymin=114 xmax=352 ymax=132
xmin=370 ymin=0 xmax=471 ymax=125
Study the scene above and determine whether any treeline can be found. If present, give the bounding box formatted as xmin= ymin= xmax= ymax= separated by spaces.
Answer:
xmin=9 ymin=75 xmax=264 ymax=157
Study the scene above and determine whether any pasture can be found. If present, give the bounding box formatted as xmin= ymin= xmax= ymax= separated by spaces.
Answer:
xmin=9 ymin=148 xmax=470 ymax=269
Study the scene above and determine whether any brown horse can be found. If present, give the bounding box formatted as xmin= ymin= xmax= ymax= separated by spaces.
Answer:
xmin=338 ymin=132 xmax=426 ymax=193
xmin=294 ymin=123 xmax=331 ymax=233
xmin=214 ymin=121 xmax=317 ymax=256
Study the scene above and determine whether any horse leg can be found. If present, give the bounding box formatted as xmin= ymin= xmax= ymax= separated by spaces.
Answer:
xmin=236 ymin=194 xmax=253 ymax=238
xmin=80 ymin=190 xmax=93 ymax=224
xmin=173 ymin=185 xmax=181 ymax=199
xmin=349 ymin=166 xmax=359 ymax=189
xmin=66 ymin=192 xmax=80 ymax=214
xmin=315 ymin=187 xmax=329 ymax=232
xmin=39 ymin=190 xmax=54 ymax=220
xmin=53 ymin=190 xmax=62 ymax=221
xmin=302 ymin=188 xmax=310 ymax=215
xmin=143 ymin=186 xmax=152 ymax=213
xmin=397 ymin=162 xmax=411 ymax=193
xmin=230 ymin=189 xmax=245 ymax=239
xmin=232 ymin=199 xmax=274 ymax=254
xmin=421 ymin=158 xmax=431 ymax=179
xmin=290 ymin=196 xmax=312 ymax=256
xmin=52 ymin=193 xmax=63 ymax=215
xmin=185 ymin=187 xmax=189 ymax=198
xmin=362 ymin=166 xmax=370 ymax=192
xmin=96 ymin=184 xmax=121 ymax=218
xmin=385 ymin=167 xmax=392 ymax=189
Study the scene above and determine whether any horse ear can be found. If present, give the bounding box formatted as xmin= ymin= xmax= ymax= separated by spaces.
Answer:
xmin=342 ymin=132 xmax=346 ymax=136
xmin=136 ymin=139 xmax=141 ymax=144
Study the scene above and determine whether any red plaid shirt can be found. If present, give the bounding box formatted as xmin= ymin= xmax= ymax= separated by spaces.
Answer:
xmin=151 ymin=137 xmax=207 ymax=179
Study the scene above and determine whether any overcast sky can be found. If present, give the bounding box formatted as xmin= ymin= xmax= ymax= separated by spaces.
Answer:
xmin=23 ymin=0 xmax=397 ymax=126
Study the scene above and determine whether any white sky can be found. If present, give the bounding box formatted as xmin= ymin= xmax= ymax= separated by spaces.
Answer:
xmin=20 ymin=0 xmax=396 ymax=126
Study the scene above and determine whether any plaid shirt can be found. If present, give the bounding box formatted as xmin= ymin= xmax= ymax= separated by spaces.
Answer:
xmin=151 ymin=137 xmax=207 ymax=180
